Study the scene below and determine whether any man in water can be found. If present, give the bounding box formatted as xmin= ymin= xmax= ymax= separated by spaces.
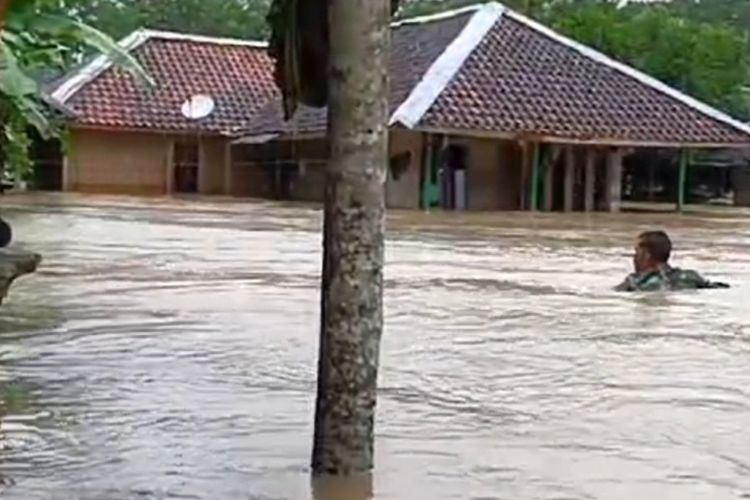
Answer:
xmin=615 ymin=230 xmax=729 ymax=291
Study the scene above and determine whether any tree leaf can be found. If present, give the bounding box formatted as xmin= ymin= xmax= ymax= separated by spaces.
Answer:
xmin=34 ymin=14 xmax=156 ymax=88
xmin=0 ymin=39 xmax=38 ymax=97
xmin=17 ymin=95 xmax=53 ymax=138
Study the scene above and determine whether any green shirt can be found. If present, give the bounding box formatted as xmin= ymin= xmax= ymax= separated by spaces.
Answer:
xmin=615 ymin=265 xmax=729 ymax=292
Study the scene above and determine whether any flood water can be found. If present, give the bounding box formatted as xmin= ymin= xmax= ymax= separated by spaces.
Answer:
xmin=1 ymin=193 xmax=749 ymax=500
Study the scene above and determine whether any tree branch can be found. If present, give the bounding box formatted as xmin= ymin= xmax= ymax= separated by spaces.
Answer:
xmin=0 ymin=0 xmax=14 ymax=30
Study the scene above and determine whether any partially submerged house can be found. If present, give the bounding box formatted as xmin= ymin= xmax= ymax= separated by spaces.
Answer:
xmin=234 ymin=2 xmax=750 ymax=212
xmin=50 ymin=30 xmax=277 ymax=195
xmin=49 ymin=2 xmax=750 ymax=211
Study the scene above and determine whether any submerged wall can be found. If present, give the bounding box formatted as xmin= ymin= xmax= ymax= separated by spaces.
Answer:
xmin=66 ymin=129 xmax=229 ymax=196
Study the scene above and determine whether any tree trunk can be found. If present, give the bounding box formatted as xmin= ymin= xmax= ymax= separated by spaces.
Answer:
xmin=311 ymin=0 xmax=390 ymax=476
xmin=0 ymin=0 xmax=12 ymax=29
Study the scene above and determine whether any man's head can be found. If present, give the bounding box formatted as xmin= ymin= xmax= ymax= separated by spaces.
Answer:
xmin=633 ymin=230 xmax=671 ymax=273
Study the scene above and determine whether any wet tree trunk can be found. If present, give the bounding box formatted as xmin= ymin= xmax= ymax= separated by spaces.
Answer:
xmin=311 ymin=0 xmax=390 ymax=476
xmin=0 ymin=0 xmax=12 ymax=29
xmin=0 ymin=249 xmax=41 ymax=305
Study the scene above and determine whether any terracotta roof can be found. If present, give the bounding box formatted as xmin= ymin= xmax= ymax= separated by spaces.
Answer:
xmin=421 ymin=10 xmax=750 ymax=146
xmin=241 ymin=2 xmax=750 ymax=147
xmin=51 ymin=30 xmax=277 ymax=135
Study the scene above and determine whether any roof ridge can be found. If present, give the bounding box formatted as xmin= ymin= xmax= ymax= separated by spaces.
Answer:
xmin=138 ymin=29 xmax=268 ymax=48
xmin=504 ymin=9 xmax=750 ymax=137
xmin=391 ymin=2 xmax=487 ymax=28
xmin=390 ymin=2 xmax=505 ymax=128
xmin=50 ymin=28 xmax=268 ymax=104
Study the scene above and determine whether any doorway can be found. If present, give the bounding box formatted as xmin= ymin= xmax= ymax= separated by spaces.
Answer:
xmin=173 ymin=140 xmax=199 ymax=193
xmin=31 ymin=137 xmax=64 ymax=191
xmin=439 ymin=144 xmax=469 ymax=210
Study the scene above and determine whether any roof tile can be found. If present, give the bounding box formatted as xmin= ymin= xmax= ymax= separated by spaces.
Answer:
xmin=64 ymin=34 xmax=277 ymax=134
xmin=422 ymin=15 xmax=750 ymax=145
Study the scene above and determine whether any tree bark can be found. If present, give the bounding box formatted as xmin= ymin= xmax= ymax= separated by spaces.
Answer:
xmin=0 ymin=249 xmax=41 ymax=305
xmin=312 ymin=0 xmax=390 ymax=476
xmin=0 ymin=0 xmax=12 ymax=29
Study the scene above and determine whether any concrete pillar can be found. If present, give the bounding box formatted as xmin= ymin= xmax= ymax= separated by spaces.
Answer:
xmin=584 ymin=148 xmax=596 ymax=212
xmin=605 ymin=148 xmax=624 ymax=213
xmin=564 ymin=146 xmax=575 ymax=212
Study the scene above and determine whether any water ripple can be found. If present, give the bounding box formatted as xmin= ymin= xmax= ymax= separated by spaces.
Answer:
xmin=0 ymin=194 xmax=749 ymax=499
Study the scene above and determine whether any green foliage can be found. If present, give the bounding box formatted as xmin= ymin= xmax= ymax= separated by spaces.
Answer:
xmin=668 ymin=0 xmax=750 ymax=36
xmin=552 ymin=3 xmax=749 ymax=117
xmin=398 ymin=0 xmax=552 ymax=17
xmin=0 ymin=381 xmax=34 ymax=415
xmin=70 ymin=0 xmax=273 ymax=41
xmin=0 ymin=0 xmax=152 ymax=185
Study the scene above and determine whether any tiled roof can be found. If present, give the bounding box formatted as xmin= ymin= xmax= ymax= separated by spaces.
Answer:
xmin=242 ymin=10 xmax=474 ymax=138
xmin=421 ymin=10 xmax=750 ymax=146
xmin=242 ymin=2 xmax=750 ymax=147
xmin=51 ymin=30 xmax=278 ymax=135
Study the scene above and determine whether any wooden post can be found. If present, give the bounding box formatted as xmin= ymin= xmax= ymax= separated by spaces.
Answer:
xmin=312 ymin=0 xmax=389 ymax=476
xmin=223 ymin=142 xmax=233 ymax=196
xmin=584 ymin=148 xmax=596 ymax=212
xmin=273 ymin=160 xmax=282 ymax=199
xmin=564 ymin=146 xmax=575 ymax=212
xmin=605 ymin=148 xmax=623 ymax=213
xmin=543 ymin=146 xmax=561 ymax=212
xmin=530 ymin=143 xmax=541 ymax=211
xmin=197 ymin=137 xmax=207 ymax=194
xmin=520 ymin=141 xmax=529 ymax=210
xmin=165 ymin=139 xmax=175 ymax=195
xmin=677 ymin=150 xmax=688 ymax=212
xmin=543 ymin=149 xmax=554 ymax=211
xmin=439 ymin=135 xmax=450 ymax=210
xmin=420 ymin=134 xmax=433 ymax=210
xmin=61 ymin=155 xmax=72 ymax=192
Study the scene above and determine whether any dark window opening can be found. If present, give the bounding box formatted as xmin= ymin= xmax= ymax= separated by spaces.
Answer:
xmin=174 ymin=141 xmax=199 ymax=194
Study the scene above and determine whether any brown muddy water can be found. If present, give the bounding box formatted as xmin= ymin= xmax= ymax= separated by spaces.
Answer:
xmin=0 ymin=193 xmax=749 ymax=500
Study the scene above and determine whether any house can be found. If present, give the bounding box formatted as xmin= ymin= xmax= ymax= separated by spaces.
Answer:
xmin=233 ymin=2 xmax=750 ymax=212
xmin=50 ymin=30 xmax=277 ymax=196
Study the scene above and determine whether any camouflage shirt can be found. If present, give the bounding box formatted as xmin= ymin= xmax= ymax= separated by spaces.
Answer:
xmin=615 ymin=265 xmax=729 ymax=292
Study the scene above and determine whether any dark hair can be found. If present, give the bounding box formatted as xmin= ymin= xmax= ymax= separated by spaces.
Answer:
xmin=638 ymin=230 xmax=671 ymax=263
xmin=0 ymin=218 xmax=10 ymax=248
